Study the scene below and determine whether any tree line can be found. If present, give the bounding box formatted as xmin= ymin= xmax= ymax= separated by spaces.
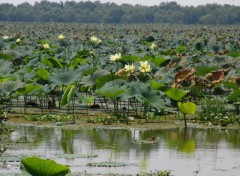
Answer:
xmin=0 ymin=0 xmax=239 ymax=24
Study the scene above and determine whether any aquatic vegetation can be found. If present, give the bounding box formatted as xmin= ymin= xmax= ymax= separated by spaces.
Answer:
xmin=56 ymin=153 xmax=98 ymax=159
xmin=24 ymin=114 xmax=73 ymax=122
xmin=177 ymin=102 xmax=197 ymax=128
xmin=87 ymin=161 xmax=128 ymax=167
xmin=21 ymin=156 xmax=70 ymax=176
xmin=0 ymin=22 xmax=239 ymax=126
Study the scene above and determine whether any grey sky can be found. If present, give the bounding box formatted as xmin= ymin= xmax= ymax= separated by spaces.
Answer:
xmin=0 ymin=0 xmax=239 ymax=6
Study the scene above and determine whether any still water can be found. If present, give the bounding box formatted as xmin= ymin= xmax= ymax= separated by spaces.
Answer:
xmin=1 ymin=126 xmax=240 ymax=176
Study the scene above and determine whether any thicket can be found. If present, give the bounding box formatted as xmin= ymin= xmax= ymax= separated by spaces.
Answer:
xmin=0 ymin=1 xmax=240 ymax=24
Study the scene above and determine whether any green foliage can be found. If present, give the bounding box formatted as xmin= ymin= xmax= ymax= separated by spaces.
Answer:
xmin=228 ymin=51 xmax=240 ymax=58
xmin=16 ymin=84 xmax=41 ymax=95
xmin=41 ymin=58 xmax=63 ymax=69
xmin=165 ymin=88 xmax=189 ymax=101
xmin=96 ymin=84 xmax=129 ymax=99
xmin=137 ymin=170 xmax=170 ymax=176
xmin=0 ymin=80 xmax=24 ymax=95
xmin=87 ymin=116 xmax=118 ymax=125
xmin=149 ymin=81 xmax=166 ymax=91
xmin=197 ymin=97 xmax=238 ymax=125
xmin=0 ymin=22 xmax=239 ymax=122
xmin=80 ymin=70 xmax=109 ymax=87
xmin=21 ymin=156 xmax=70 ymax=176
xmin=50 ymin=69 xmax=80 ymax=85
xmin=86 ymin=161 xmax=127 ymax=167
xmin=227 ymin=89 xmax=240 ymax=101
xmin=0 ymin=1 xmax=239 ymax=24
xmin=60 ymin=85 xmax=76 ymax=107
xmin=177 ymin=102 xmax=197 ymax=115
xmin=95 ymin=74 xmax=126 ymax=89
xmin=147 ymin=55 xmax=167 ymax=67
xmin=24 ymin=114 xmax=73 ymax=122
xmin=78 ymin=96 xmax=94 ymax=106
xmin=36 ymin=68 xmax=50 ymax=80
xmin=56 ymin=154 xmax=98 ymax=159
xmin=195 ymin=66 xmax=218 ymax=76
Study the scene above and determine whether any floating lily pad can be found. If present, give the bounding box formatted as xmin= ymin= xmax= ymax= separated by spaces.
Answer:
xmin=56 ymin=153 xmax=98 ymax=159
xmin=0 ymin=156 xmax=21 ymax=162
xmin=87 ymin=161 xmax=128 ymax=167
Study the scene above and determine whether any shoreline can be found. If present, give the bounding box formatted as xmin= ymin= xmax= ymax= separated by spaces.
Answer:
xmin=4 ymin=114 xmax=240 ymax=131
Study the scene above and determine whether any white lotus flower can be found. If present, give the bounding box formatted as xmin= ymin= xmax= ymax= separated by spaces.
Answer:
xmin=124 ymin=63 xmax=135 ymax=73
xmin=139 ymin=60 xmax=152 ymax=73
xmin=58 ymin=34 xmax=65 ymax=40
xmin=110 ymin=53 xmax=122 ymax=62
xmin=90 ymin=36 xmax=102 ymax=44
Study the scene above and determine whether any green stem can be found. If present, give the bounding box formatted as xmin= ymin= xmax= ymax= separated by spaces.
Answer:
xmin=184 ymin=114 xmax=187 ymax=128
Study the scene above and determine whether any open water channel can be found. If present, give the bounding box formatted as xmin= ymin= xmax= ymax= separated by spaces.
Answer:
xmin=1 ymin=126 xmax=240 ymax=176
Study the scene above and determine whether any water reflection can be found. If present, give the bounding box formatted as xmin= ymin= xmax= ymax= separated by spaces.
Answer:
xmin=3 ymin=126 xmax=240 ymax=175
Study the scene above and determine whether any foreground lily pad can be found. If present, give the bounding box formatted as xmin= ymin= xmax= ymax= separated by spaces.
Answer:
xmin=87 ymin=161 xmax=128 ymax=167
xmin=56 ymin=153 xmax=98 ymax=159
xmin=21 ymin=156 xmax=71 ymax=176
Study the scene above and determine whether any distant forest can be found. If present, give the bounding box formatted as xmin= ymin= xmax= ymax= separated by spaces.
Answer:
xmin=0 ymin=0 xmax=240 ymax=24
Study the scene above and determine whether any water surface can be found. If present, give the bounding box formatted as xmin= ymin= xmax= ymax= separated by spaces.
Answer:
xmin=1 ymin=126 xmax=240 ymax=176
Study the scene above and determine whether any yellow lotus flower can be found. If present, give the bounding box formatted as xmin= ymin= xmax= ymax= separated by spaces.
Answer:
xmin=58 ymin=34 xmax=65 ymax=40
xmin=90 ymin=36 xmax=102 ymax=44
xmin=150 ymin=43 xmax=157 ymax=49
xmin=124 ymin=63 xmax=135 ymax=73
xmin=3 ymin=35 xmax=9 ymax=40
xmin=43 ymin=43 xmax=50 ymax=49
xmin=110 ymin=53 xmax=122 ymax=62
xmin=139 ymin=61 xmax=152 ymax=73
xmin=16 ymin=38 xmax=21 ymax=43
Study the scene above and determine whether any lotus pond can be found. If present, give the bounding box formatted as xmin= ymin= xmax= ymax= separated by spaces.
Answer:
xmin=1 ymin=125 xmax=240 ymax=176
xmin=0 ymin=22 xmax=240 ymax=176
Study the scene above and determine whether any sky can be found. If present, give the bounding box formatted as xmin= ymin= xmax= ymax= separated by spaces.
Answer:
xmin=0 ymin=0 xmax=239 ymax=7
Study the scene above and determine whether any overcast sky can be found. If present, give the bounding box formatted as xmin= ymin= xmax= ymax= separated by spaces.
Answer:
xmin=0 ymin=0 xmax=239 ymax=6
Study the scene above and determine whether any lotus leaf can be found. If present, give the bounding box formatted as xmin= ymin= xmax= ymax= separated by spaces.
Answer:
xmin=41 ymin=58 xmax=63 ymax=69
xmin=21 ymin=156 xmax=70 ymax=176
xmin=195 ymin=66 xmax=218 ymax=76
xmin=0 ymin=60 xmax=12 ymax=74
xmin=50 ymin=69 xmax=81 ymax=85
xmin=96 ymin=84 xmax=129 ymax=99
xmin=165 ymin=88 xmax=189 ymax=101
xmin=80 ymin=70 xmax=109 ymax=87
xmin=36 ymin=68 xmax=50 ymax=80
xmin=177 ymin=102 xmax=197 ymax=115
xmin=0 ymin=80 xmax=24 ymax=94
xmin=95 ymin=74 xmax=126 ymax=89
xmin=16 ymin=84 xmax=41 ymax=95
xmin=87 ymin=161 xmax=127 ymax=167
xmin=78 ymin=96 xmax=94 ymax=106
xmin=56 ymin=154 xmax=98 ymax=159
xmin=61 ymin=84 xmax=76 ymax=107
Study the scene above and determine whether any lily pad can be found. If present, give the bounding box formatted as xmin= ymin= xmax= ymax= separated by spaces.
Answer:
xmin=56 ymin=153 xmax=98 ymax=159
xmin=21 ymin=156 xmax=70 ymax=176
xmin=0 ymin=156 xmax=21 ymax=162
xmin=87 ymin=161 xmax=128 ymax=167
